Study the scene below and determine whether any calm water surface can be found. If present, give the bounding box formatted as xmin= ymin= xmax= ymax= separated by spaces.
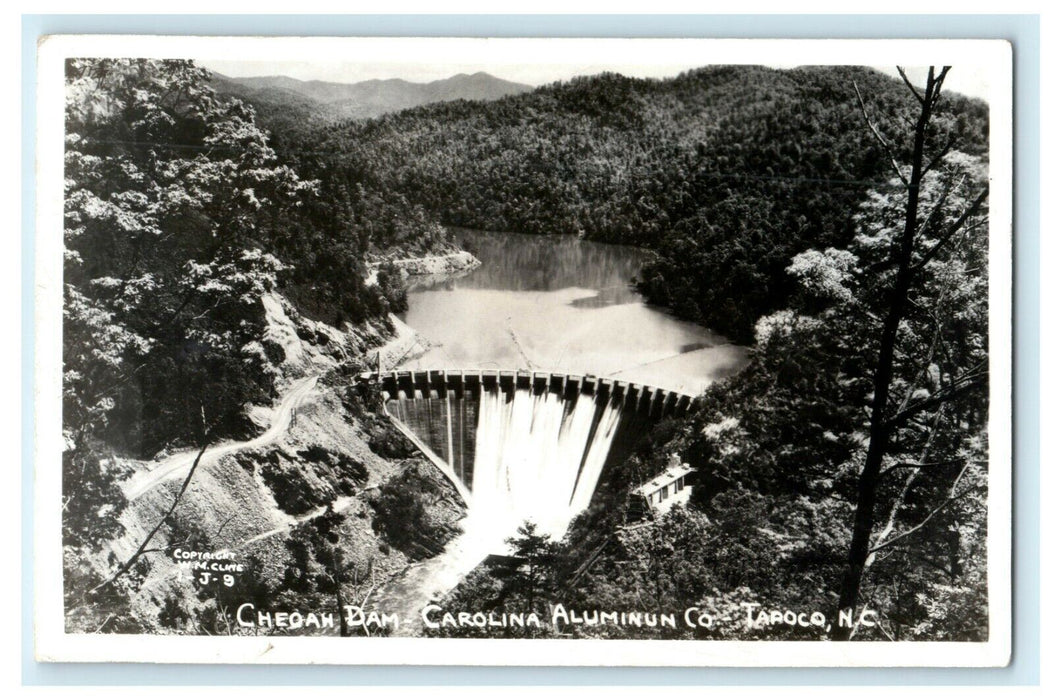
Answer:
xmin=397 ymin=230 xmax=749 ymax=395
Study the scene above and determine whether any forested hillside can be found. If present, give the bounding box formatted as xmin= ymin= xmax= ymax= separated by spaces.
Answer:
xmin=244 ymin=65 xmax=987 ymax=342
xmin=62 ymin=59 xmax=470 ymax=632
xmin=64 ymin=59 xmax=992 ymax=640
xmin=64 ymin=59 xmax=452 ymax=460
xmin=428 ymin=67 xmax=991 ymax=641
xmin=62 ymin=59 xmax=457 ymax=560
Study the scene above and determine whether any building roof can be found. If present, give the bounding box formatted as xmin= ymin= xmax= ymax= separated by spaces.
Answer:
xmin=633 ymin=464 xmax=695 ymax=495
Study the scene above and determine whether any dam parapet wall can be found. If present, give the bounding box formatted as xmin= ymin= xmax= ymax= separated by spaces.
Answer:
xmin=360 ymin=369 xmax=699 ymax=420
xmin=361 ymin=369 xmax=700 ymax=535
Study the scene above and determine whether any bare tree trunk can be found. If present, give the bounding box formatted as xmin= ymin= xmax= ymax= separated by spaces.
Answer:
xmin=90 ymin=440 xmax=210 ymax=595
xmin=332 ymin=548 xmax=350 ymax=637
xmin=832 ymin=68 xmax=940 ymax=640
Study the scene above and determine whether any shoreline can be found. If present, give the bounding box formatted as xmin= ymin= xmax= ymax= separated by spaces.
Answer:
xmin=366 ymin=250 xmax=481 ymax=285
xmin=365 ymin=249 xmax=482 ymax=370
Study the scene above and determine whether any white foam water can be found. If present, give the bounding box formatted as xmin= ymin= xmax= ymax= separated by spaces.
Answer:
xmin=467 ymin=386 xmax=622 ymax=550
xmin=375 ymin=386 xmax=623 ymax=631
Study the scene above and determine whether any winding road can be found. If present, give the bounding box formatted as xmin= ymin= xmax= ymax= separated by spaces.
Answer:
xmin=122 ymin=375 xmax=319 ymax=501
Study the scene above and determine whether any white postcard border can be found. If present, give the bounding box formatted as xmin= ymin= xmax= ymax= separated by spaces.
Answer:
xmin=34 ymin=35 xmax=1014 ymax=667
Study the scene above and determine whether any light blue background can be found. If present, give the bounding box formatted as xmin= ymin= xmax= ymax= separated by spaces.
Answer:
xmin=22 ymin=13 xmax=1041 ymax=686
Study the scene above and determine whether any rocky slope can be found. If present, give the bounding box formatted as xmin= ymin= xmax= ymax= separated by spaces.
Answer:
xmin=67 ymin=291 xmax=468 ymax=636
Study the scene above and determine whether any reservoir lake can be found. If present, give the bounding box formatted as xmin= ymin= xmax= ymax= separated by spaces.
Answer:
xmin=397 ymin=229 xmax=749 ymax=395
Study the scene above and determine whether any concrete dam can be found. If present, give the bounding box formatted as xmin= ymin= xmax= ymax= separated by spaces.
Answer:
xmin=362 ymin=369 xmax=698 ymax=540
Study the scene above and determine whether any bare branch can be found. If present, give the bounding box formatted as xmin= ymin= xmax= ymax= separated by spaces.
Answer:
xmin=880 ymin=458 xmax=965 ymax=478
xmin=913 ymin=175 xmax=966 ymax=253
xmin=213 ymin=514 xmax=236 ymax=540
xmin=923 ymin=134 xmax=958 ymax=176
xmin=883 ymin=365 xmax=988 ymax=431
xmin=92 ymin=614 xmax=114 ymax=634
xmin=869 ymin=460 xmax=975 ymax=555
xmin=930 ymin=66 xmax=952 ymax=105
xmin=867 ymin=410 xmax=944 ymax=574
xmin=853 ymin=80 xmax=910 ymax=187
xmin=912 ymin=185 xmax=990 ymax=273
xmin=873 ymin=616 xmax=898 ymax=642
xmin=896 ymin=66 xmax=925 ymax=105
xmin=89 ymin=435 xmax=211 ymax=594
xmin=894 ymin=265 xmax=952 ymax=415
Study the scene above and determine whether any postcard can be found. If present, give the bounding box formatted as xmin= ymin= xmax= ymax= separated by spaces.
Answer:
xmin=34 ymin=35 xmax=1012 ymax=666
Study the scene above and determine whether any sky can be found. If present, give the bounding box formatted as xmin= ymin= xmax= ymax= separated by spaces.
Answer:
xmin=200 ymin=60 xmax=991 ymax=102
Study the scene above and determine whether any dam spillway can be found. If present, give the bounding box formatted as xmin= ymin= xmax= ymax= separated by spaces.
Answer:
xmin=364 ymin=369 xmax=697 ymax=539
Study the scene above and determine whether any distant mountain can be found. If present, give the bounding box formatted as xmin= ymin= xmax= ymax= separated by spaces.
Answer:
xmin=287 ymin=66 xmax=989 ymax=342
xmin=210 ymin=71 xmax=533 ymax=122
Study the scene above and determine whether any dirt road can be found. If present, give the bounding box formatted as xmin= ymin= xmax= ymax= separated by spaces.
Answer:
xmin=122 ymin=375 xmax=319 ymax=501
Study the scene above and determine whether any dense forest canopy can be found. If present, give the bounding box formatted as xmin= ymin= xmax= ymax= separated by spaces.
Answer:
xmin=62 ymin=59 xmax=443 ymax=549
xmin=64 ymin=59 xmax=991 ymax=641
xmin=424 ymin=66 xmax=991 ymax=641
xmin=240 ymin=64 xmax=988 ymax=342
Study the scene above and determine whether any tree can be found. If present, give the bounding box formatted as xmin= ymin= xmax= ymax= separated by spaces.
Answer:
xmin=492 ymin=521 xmax=558 ymax=613
xmin=64 ymin=58 xmax=310 ymax=460
xmin=831 ymin=66 xmax=989 ymax=638
xmin=62 ymin=58 xmax=311 ymax=622
xmin=650 ymin=64 xmax=992 ymax=640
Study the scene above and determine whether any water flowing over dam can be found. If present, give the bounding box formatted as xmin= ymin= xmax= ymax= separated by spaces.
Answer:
xmin=364 ymin=369 xmax=695 ymax=633
xmin=360 ymin=232 xmax=745 ymax=632
xmin=370 ymin=369 xmax=694 ymax=541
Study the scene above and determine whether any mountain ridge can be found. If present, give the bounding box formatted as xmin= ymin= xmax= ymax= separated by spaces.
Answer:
xmin=211 ymin=70 xmax=533 ymax=121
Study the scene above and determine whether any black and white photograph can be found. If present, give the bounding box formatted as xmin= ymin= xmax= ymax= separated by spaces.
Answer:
xmin=33 ymin=36 xmax=1012 ymax=666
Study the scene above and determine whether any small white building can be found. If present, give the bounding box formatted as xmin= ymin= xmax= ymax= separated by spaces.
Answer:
xmin=632 ymin=456 xmax=696 ymax=516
